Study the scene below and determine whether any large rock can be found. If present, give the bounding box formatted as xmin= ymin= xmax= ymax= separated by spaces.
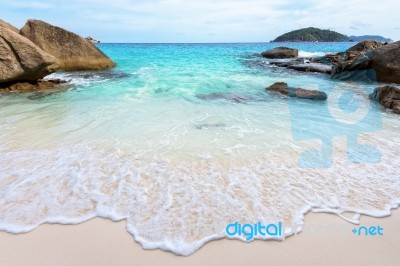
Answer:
xmin=20 ymin=19 xmax=115 ymax=71
xmin=0 ymin=27 xmax=57 ymax=83
xmin=369 ymin=86 xmax=400 ymax=114
xmin=266 ymin=82 xmax=327 ymax=101
xmin=331 ymin=40 xmax=383 ymax=74
xmin=346 ymin=40 xmax=384 ymax=52
xmin=369 ymin=41 xmax=400 ymax=83
xmin=0 ymin=19 xmax=19 ymax=33
xmin=330 ymin=40 xmax=400 ymax=83
xmin=261 ymin=47 xmax=298 ymax=59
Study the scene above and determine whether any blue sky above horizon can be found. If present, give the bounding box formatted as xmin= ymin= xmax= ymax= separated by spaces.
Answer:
xmin=1 ymin=0 xmax=399 ymax=43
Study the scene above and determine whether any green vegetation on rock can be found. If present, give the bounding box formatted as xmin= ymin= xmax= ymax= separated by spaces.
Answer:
xmin=272 ymin=27 xmax=350 ymax=42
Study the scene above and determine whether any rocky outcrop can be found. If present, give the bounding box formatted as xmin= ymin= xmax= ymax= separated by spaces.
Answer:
xmin=20 ymin=19 xmax=115 ymax=71
xmin=369 ymin=86 xmax=400 ymax=114
xmin=85 ymin=36 xmax=100 ymax=44
xmin=0 ymin=26 xmax=57 ymax=84
xmin=261 ymin=47 xmax=298 ymax=59
xmin=331 ymin=40 xmax=384 ymax=74
xmin=0 ymin=19 xmax=19 ymax=33
xmin=369 ymin=41 xmax=400 ymax=83
xmin=330 ymin=40 xmax=400 ymax=83
xmin=266 ymin=82 xmax=327 ymax=100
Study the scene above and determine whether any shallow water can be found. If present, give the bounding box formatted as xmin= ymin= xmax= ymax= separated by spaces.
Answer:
xmin=0 ymin=43 xmax=399 ymax=255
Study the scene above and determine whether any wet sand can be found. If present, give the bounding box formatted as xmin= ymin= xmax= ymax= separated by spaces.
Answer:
xmin=0 ymin=208 xmax=399 ymax=266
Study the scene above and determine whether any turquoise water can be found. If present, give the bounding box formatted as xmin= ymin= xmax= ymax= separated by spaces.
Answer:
xmin=0 ymin=43 xmax=399 ymax=255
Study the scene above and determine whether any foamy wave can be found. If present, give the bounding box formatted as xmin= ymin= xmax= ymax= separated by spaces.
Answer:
xmin=298 ymin=51 xmax=330 ymax=58
xmin=0 ymin=143 xmax=399 ymax=256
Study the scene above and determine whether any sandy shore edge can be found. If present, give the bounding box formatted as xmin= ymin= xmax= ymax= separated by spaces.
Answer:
xmin=1 ymin=209 xmax=400 ymax=266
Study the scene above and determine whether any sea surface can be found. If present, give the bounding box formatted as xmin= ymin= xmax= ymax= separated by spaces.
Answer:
xmin=0 ymin=43 xmax=399 ymax=255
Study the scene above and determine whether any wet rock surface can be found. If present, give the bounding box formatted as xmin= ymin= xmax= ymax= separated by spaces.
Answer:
xmin=266 ymin=82 xmax=327 ymax=101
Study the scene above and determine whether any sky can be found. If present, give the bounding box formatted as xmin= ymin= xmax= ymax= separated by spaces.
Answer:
xmin=1 ymin=0 xmax=399 ymax=43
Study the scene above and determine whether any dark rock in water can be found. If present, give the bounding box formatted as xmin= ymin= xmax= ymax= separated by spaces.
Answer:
xmin=0 ymin=26 xmax=57 ymax=83
xmin=0 ymin=79 xmax=68 ymax=93
xmin=197 ymin=93 xmax=252 ymax=103
xmin=261 ymin=47 xmax=298 ymax=59
xmin=331 ymin=69 xmax=378 ymax=83
xmin=369 ymin=86 xmax=400 ymax=114
xmin=195 ymin=122 xmax=225 ymax=129
xmin=266 ymin=82 xmax=327 ymax=101
xmin=20 ymin=19 xmax=115 ymax=71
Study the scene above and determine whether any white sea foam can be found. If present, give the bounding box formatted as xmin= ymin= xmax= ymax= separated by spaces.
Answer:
xmin=0 ymin=139 xmax=399 ymax=255
xmin=298 ymin=51 xmax=330 ymax=58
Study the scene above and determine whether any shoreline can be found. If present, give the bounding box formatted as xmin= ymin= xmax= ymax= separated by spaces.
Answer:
xmin=1 ymin=209 xmax=400 ymax=266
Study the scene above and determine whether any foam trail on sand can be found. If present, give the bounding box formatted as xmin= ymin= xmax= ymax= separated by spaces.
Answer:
xmin=0 ymin=141 xmax=399 ymax=255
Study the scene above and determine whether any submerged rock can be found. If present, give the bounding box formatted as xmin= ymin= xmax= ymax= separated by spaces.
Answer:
xmin=0 ymin=26 xmax=57 ymax=83
xmin=196 ymin=93 xmax=251 ymax=103
xmin=20 ymin=19 xmax=115 ymax=71
xmin=194 ymin=122 xmax=225 ymax=130
xmin=60 ymin=69 xmax=130 ymax=80
xmin=261 ymin=47 xmax=298 ymax=59
xmin=369 ymin=86 xmax=400 ymax=114
xmin=0 ymin=79 xmax=68 ymax=92
xmin=266 ymin=82 xmax=327 ymax=101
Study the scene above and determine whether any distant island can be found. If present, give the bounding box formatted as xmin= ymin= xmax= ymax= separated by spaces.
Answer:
xmin=271 ymin=27 xmax=392 ymax=42
xmin=272 ymin=27 xmax=349 ymax=42
xmin=348 ymin=35 xmax=393 ymax=42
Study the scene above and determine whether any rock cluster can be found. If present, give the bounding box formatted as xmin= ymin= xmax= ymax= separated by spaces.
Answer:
xmin=0 ymin=26 xmax=57 ymax=83
xmin=20 ymin=20 xmax=115 ymax=71
xmin=0 ymin=19 xmax=115 ymax=91
xmin=85 ymin=36 xmax=101 ymax=44
xmin=328 ymin=40 xmax=400 ymax=83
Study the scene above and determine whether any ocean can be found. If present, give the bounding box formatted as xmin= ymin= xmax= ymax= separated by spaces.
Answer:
xmin=0 ymin=42 xmax=399 ymax=255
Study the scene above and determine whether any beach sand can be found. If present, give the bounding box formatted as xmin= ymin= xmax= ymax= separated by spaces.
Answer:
xmin=0 ymin=209 xmax=399 ymax=266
